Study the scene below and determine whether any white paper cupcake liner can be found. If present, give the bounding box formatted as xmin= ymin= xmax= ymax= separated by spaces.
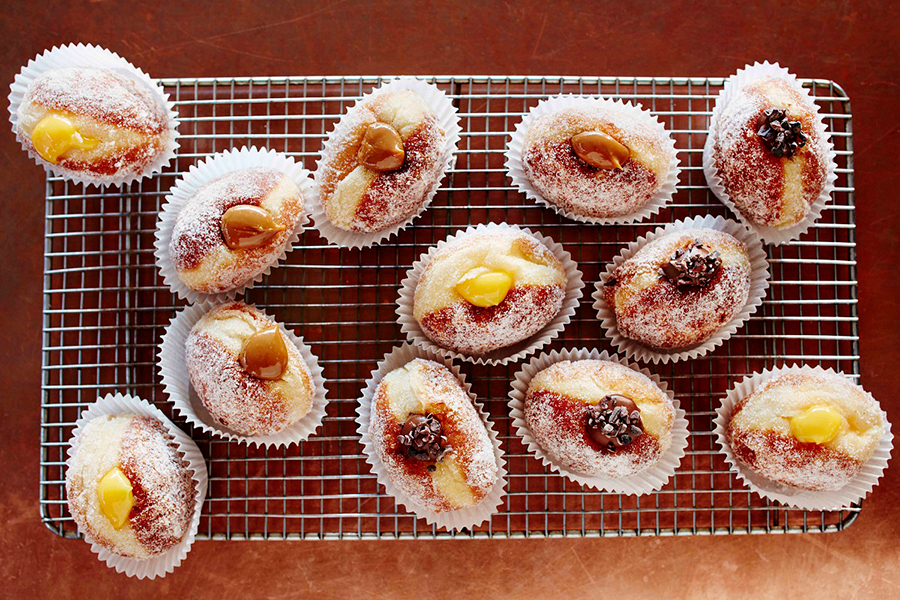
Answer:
xmin=592 ymin=214 xmax=770 ymax=364
xmin=153 ymin=146 xmax=315 ymax=304
xmin=158 ymin=301 xmax=328 ymax=448
xmin=8 ymin=43 xmax=180 ymax=188
xmin=703 ymin=61 xmax=838 ymax=245
xmin=66 ymin=392 xmax=207 ymax=579
xmin=355 ymin=342 xmax=507 ymax=530
xmin=505 ymin=94 xmax=681 ymax=225
xmin=508 ymin=347 xmax=688 ymax=495
xmin=713 ymin=365 xmax=893 ymax=510
xmin=310 ymin=76 xmax=461 ymax=248
xmin=397 ymin=222 xmax=584 ymax=366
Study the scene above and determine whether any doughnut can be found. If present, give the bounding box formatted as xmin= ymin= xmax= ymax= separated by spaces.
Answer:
xmin=15 ymin=67 xmax=172 ymax=183
xmin=522 ymin=103 xmax=674 ymax=219
xmin=413 ymin=229 xmax=567 ymax=356
xmin=317 ymin=88 xmax=447 ymax=232
xmin=602 ymin=228 xmax=752 ymax=350
xmin=727 ymin=369 xmax=887 ymax=491
xmin=169 ymin=167 xmax=305 ymax=295
xmin=369 ymin=358 xmax=499 ymax=512
xmin=65 ymin=414 xmax=194 ymax=559
xmin=712 ymin=74 xmax=829 ymax=229
xmin=185 ymin=302 xmax=314 ymax=436
xmin=524 ymin=359 xmax=675 ymax=478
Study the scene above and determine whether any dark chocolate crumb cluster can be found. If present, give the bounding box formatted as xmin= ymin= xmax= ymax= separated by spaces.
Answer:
xmin=398 ymin=413 xmax=451 ymax=463
xmin=757 ymin=107 xmax=808 ymax=158
xmin=660 ymin=241 xmax=722 ymax=289
xmin=586 ymin=395 xmax=644 ymax=452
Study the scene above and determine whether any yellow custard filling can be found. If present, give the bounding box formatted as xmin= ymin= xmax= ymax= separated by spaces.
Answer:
xmin=455 ymin=267 xmax=513 ymax=307
xmin=31 ymin=112 xmax=99 ymax=164
xmin=97 ymin=466 xmax=134 ymax=530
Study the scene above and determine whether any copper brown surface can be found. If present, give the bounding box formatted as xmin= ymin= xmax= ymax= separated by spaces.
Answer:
xmin=2 ymin=1 xmax=899 ymax=598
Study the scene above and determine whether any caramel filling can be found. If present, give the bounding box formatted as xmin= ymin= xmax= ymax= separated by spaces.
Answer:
xmin=570 ymin=130 xmax=630 ymax=170
xmin=97 ymin=467 xmax=134 ymax=530
xmin=31 ymin=112 xmax=99 ymax=164
xmin=455 ymin=267 xmax=513 ymax=307
xmin=357 ymin=122 xmax=405 ymax=171
xmin=239 ymin=327 xmax=288 ymax=380
xmin=220 ymin=205 xmax=285 ymax=250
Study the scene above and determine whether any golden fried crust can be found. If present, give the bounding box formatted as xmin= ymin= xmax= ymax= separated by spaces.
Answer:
xmin=522 ymin=106 xmax=672 ymax=218
xmin=369 ymin=359 xmax=498 ymax=512
xmin=727 ymin=371 xmax=887 ymax=491
xmin=524 ymin=360 xmax=674 ymax=477
xmin=713 ymin=76 xmax=828 ymax=229
xmin=414 ymin=231 xmax=567 ymax=355
xmin=602 ymin=229 xmax=751 ymax=350
xmin=170 ymin=167 xmax=304 ymax=294
xmin=65 ymin=415 xmax=194 ymax=559
xmin=184 ymin=302 xmax=314 ymax=436
xmin=16 ymin=67 xmax=171 ymax=179
xmin=318 ymin=89 xmax=447 ymax=232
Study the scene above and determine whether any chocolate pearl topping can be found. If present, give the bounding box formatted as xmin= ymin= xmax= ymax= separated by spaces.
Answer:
xmin=659 ymin=241 xmax=722 ymax=289
xmin=586 ymin=394 xmax=644 ymax=452
xmin=398 ymin=413 xmax=452 ymax=462
xmin=756 ymin=107 xmax=808 ymax=158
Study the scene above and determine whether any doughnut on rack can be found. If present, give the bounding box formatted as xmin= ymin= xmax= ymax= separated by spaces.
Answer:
xmin=39 ymin=75 xmax=858 ymax=539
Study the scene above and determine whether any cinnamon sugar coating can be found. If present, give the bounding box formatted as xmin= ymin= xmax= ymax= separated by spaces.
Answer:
xmin=169 ymin=167 xmax=305 ymax=294
xmin=524 ymin=359 xmax=675 ymax=478
xmin=66 ymin=414 xmax=195 ymax=559
xmin=727 ymin=370 xmax=887 ymax=491
xmin=16 ymin=67 xmax=172 ymax=182
xmin=318 ymin=89 xmax=447 ymax=232
xmin=185 ymin=302 xmax=314 ymax=437
xmin=712 ymin=76 xmax=829 ymax=229
xmin=603 ymin=229 xmax=751 ymax=350
xmin=413 ymin=230 xmax=567 ymax=356
xmin=522 ymin=105 xmax=674 ymax=219
xmin=369 ymin=358 xmax=499 ymax=512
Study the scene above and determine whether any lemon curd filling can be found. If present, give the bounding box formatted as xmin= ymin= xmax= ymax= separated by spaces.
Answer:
xmin=31 ymin=112 xmax=99 ymax=164
xmin=97 ymin=466 xmax=135 ymax=530
xmin=790 ymin=404 xmax=843 ymax=444
xmin=455 ymin=267 xmax=513 ymax=308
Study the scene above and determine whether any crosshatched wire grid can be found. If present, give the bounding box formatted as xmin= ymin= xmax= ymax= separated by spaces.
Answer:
xmin=39 ymin=75 xmax=858 ymax=539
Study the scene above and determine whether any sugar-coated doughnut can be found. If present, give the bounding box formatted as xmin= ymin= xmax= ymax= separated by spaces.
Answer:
xmin=369 ymin=358 xmax=499 ymax=512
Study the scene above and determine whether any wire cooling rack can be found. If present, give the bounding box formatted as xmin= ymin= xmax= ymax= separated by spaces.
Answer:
xmin=40 ymin=75 xmax=858 ymax=539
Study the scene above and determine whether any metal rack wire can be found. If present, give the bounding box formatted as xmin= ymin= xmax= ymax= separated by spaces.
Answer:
xmin=40 ymin=75 xmax=858 ymax=539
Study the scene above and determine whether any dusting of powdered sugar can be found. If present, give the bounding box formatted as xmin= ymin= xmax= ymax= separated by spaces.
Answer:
xmin=22 ymin=67 xmax=167 ymax=133
xmin=420 ymin=285 xmax=565 ymax=356
xmin=713 ymin=76 xmax=827 ymax=228
xmin=524 ymin=360 xmax=675 ymax=478
xmin=727 ymin=370 xmax=887 ymax=491
xmin=317 ymin=89 xmax=447 ymax=232
xmin=169 ymin=167 xmax=302 ymax=293
xmin=603 ymin=229 xmax=751 ymax=350
xmin=119 ymin=417 xmax=195 ymax=555
xmin=522 ymin=106 xmax=672 ymax=218
xmin=66 ymin=414 xmax=194 ymax=558
xmin=369 ymin=358 xmax=498 ymax=512
xmin=415 ymin=231 xmax=567 ymax=356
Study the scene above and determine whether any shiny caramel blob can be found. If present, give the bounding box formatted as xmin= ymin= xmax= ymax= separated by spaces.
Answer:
xmin=455 ymin=267 xmax=513 ymax=308
xmin=357 ymin=122 xmax=405 ymax=171
xmin=31 ymin=112 xmax=99 ymax=164
xmin=790 ymin=405 xmax=842 ymax=444
xmin=220 ymin=205 xmax=285 ymax=250
xmin=239 ymin=327 xmax=289 ymax=380
xmin=97 ymin=467 xmax=134 ymax=530
xmin=570 ymin=130 xmax=630 ymax=170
